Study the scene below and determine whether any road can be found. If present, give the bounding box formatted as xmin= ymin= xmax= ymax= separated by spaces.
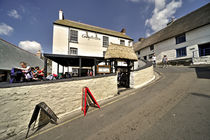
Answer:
xmin=29 ymin=66 xmax=210 ymax=140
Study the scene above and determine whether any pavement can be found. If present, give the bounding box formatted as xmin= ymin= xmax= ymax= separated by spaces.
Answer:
xmin=27 ymin=65 xmax=210 ymax=140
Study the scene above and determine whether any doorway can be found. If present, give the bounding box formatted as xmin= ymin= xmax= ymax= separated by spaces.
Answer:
xmin=199 ymin=43 xmax=210 ymax=56
xmin=117 ymin=66 xmax=130 ymax=88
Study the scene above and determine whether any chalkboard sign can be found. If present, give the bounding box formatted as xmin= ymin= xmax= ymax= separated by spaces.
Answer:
xmin=81 ymin=87 xmax=100 ymax=116
xmin=26 ymin=102 xmax=58 ymax=138
xmin=38 ymin=102 xmax=58 ymax=122
xmin=97 ymin=65 xmax=110 ymax=74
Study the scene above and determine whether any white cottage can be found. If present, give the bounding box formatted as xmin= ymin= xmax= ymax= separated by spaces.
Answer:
xmin=51 ymin=10 xmax=133 ymax=75
xmin=134 ymin=3 xmax=210 ymax=65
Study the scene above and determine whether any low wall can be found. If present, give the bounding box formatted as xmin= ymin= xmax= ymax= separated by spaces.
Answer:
xmin=130 ymin=65 xmax=155 ymax=89
xmin=0 ymin=75 xmax=117 ymax=140
xmin=193 ymin=56 xmax=210 ymax=64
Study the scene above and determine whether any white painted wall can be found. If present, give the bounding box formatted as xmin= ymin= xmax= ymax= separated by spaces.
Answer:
xmin=137 ymin=24 xmax=210 ymax=63
xmin=52 ymin=24 xmax=133 ymax=74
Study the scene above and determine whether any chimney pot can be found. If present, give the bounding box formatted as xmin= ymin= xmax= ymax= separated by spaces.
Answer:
xmin=138 ymin=38 xmax=144 ymax=42
xmin=120 ymin=28 xmax=126 ymax=35
xmin=59 ymin=10 xmax=64 ymax=20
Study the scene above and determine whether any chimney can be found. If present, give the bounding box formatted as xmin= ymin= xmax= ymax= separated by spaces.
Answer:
xmin=59 ymin=9 xmax=64 ymax=20
xmin=167 ymin=17 xmax=175 ymax=26
xmin=138 ymin=38 xmax=144 ymax=42
xmin=36 ymin=50 xmax=42 ymax=59
xmin=120 ymin=28 xmax=126 ymax=35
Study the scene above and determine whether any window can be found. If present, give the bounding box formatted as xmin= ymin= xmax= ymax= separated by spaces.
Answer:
xmin=137 ymin=51 xmax=140 ymax=55
xmin=128 ymin=41 xmax=132 ymax=46
xmin=176 ymin=47 xmax=187 ymax=57
xmin=69 ymin=47 xmax=78 ymax=55
xmin=149 ymin=54 xmax=154 ymax=59
xmin=70 ymin=30 xmax=78 ymax=43
xmin=143 ymin=56 xmax=147 ymax=60
xmin=103 ymin=36 xmax=109 ymax=47
xmin=103 ymin=51 xmax=106 ymax=57
xmin=120 ymin=40 xmax=125 ymax=45
xmin=176 ymin=34 xmax=186 ymax=44
xmin=150 ymin=45 xmax=154 ymax=51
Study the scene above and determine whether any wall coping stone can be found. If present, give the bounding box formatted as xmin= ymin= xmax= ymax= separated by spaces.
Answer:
xmin=0 ymin=73 xmax=116 ymax=88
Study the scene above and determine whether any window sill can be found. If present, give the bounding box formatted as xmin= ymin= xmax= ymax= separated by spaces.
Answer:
xmin=70 ymin=41 xmax=78 ymax=44
xmin=176 ymin=41 xmax=186 ymax=45
xmin=176 ymin=56 xmax=187 ymax=58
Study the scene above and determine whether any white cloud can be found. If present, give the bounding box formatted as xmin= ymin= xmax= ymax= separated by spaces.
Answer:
xmin=8 ymin=9 xmax=21 ymax=19
xmin=18 ymin=41 xmax=42 ymax=54
xmin=145 ymin=0 xmax=182 ymax=36
xmin=0 ymin=23 xmax=14 ymax=36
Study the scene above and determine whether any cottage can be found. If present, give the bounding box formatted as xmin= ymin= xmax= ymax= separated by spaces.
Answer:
xmin=134 ymin=3 xmax=210 ymax=65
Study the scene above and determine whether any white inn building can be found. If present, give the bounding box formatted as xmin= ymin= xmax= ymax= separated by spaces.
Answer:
xmin=52 ymin=10 xmax=133 ymax=75
xmin=134 ymin=3 xmax=210 ymax=65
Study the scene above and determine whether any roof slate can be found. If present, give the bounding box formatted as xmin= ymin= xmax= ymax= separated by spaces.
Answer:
xmin=0 ymin=38 xmax=44 ymax=70
xmin=54 ymin=19 xmax=133 ymax=40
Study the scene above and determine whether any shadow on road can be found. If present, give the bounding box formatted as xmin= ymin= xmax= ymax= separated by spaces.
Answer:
xmin=190 ymin=65 xmax=210 ymax=79
xmin=191 ymin=93 xmax=210 ymax=99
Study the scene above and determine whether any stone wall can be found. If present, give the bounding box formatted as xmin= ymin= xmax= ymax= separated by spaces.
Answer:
xmin=193 ymin=56 xmax=210 ymax=64
xmin=131 ymin=66 xmax=155 ymax=89
xmin=0 ymin=75 xmax=117 ymax=140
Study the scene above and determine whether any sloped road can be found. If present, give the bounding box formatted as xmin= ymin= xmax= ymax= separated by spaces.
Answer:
xmin=29 ymin=66 xmax=210 ymax=140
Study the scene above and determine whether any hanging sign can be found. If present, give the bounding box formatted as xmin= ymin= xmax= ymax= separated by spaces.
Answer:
xmin=81 ymin=87 xmax=100 ymax=116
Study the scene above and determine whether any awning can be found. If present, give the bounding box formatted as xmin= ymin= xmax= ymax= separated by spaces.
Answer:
xmin=44 ymin=53 xmax=104 ymax=67
xmin=105 ymin=43 xmax=138 ymax=61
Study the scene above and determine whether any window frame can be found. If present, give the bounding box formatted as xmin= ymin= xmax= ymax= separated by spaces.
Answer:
xmin=176 ymin=47 xmax=187 ymax=58
xmin=150 ymin=45 xmax=154 ymax=51
xmin=69 ymin=47 xmax=78 ymax=55
xmin=103 ymin=51 xmax=106 ymax=57
xmin=143 ymin=56 xmax=147 ymax=60
xmin=70 ymin=29 xmax=78 ymax=43
xmin=103 ymin=36 xmax=109 ymax=48
xmin=120 ymin=40 xmax=125 ymax=46
xmin=176 ymin=33 xmax=186 ymax=44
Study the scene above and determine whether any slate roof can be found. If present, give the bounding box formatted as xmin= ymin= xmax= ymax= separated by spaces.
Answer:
xmin=0 ymin=38 xmax=44 ymax=70
xmin=134 ymin=3 xmax=210 ymax=51
xmin=54 ymin=19 xmax=133 ymax=40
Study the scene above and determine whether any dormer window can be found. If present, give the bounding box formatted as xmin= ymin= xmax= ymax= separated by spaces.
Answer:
xmin=150 ymin=45 xmax=154 ymax=51
xmin=176 ymin=34 xmax=186 ymax=44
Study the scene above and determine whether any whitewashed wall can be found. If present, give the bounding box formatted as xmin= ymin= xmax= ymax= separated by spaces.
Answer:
xmin=0 ymin=75 xmax=117 ymax=140
xmin=52 ymin=24 xmax=132 ymax=74
xmin=137 ymin=24 xmax=210 ymax=63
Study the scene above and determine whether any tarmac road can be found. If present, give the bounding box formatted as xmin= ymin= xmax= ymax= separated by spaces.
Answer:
xmin=28 ymin=65 xmax=210 ymax=140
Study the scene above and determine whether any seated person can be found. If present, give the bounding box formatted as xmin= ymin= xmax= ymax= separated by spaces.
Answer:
xmin=16 ymin=62 xmax=33 ymax=81
xmin=34 ymin=66 xmax=44 ymax=79
xmin=10 ymin=68 xmax=23 ymax=83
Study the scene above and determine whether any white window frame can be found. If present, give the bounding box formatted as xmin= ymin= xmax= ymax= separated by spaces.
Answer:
xmin=69 ymin=47 xmax=78 ymax=55
xmin=70 ymin=29 xmax=78 ymax=43
xmin=103 ymin=36 xmax=109 ymax=48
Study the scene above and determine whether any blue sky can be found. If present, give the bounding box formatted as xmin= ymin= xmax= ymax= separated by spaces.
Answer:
xmin=0 ymin=0 xmax=209 ymax=54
